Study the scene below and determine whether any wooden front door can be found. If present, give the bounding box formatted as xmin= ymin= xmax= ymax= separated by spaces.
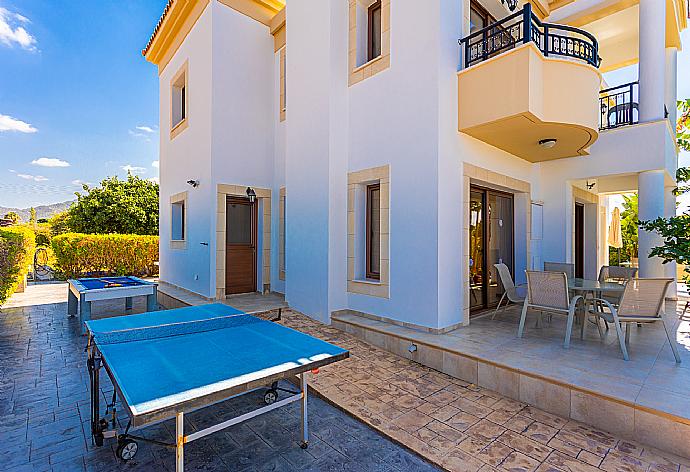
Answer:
xmin=225 ymin=197 xmax=257 ymax=295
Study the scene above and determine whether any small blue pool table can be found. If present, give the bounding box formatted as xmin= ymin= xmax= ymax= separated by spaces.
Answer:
xmin=68 ymin=276 xmax=158 ymax=332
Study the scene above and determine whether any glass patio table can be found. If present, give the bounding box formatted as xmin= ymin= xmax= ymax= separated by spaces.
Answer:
xmin=568 ymin=278 xmax=625 ymax=295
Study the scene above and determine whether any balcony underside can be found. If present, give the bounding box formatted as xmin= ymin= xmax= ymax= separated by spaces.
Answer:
xmin=462 ymin=112 xmax=597 ymax=162
xmin=458 ymin=43 xmax=601 ymax=162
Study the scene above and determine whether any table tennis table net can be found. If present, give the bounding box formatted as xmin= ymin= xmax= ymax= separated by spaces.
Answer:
xmin=91 ymin=314 xmax=264 ymax=345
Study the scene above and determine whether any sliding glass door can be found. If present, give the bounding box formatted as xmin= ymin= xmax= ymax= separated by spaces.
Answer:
xmin=469 ymin=186 xmax=514 ymax=314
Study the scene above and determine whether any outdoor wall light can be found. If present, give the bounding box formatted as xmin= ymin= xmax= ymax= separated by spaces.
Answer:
xmin=246 ymin=187 xmax=257 ymax=203
xmin=538 ymin=139 xmax=557 ymax=149
xmin=186 ymin=179 xmax=200 ymax=188
xmin=502 ymin=0 xmax=518 ymax=11
xmin=408 ymin=344 xmax=418 ymax=353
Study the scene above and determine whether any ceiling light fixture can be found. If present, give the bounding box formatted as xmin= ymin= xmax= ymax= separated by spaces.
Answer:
xmin=538 ymin=139 xmax=557 ymax=149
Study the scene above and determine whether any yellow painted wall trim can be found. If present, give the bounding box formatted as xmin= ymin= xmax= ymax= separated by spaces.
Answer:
xmin=599 ymin=57 xmax=638 ymax=74
xmin=559 ymin=0 xmax=637 ymax=27
xmin=269 ymin=6 xmax=285 ymax=34
xmin=144 ymin=0 xmax=209 ymax=75
xmin=144 ymin=0 xmax=285 ymax=73
xmin=270 ymin=5 xmax=286 ymax=51
xmin=217 ymin=0 xmax=283 ymax=26
xmin=527 ymin=0 xmax=550 ymax=19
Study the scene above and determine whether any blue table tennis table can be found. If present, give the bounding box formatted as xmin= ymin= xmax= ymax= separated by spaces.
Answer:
xmin=86 ymin=303 xmax=348 ymax=472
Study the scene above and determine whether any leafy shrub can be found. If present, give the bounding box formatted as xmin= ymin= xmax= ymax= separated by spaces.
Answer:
xmin=48 ymin=211 xmax=71 ymax=236
xmin=34 ymin=224 xmax=52 ymax=247
xmin=0 ymin=226 xmax=36 ymax=304
xmin=51 ymin=233 xmax=159 ymax=278
xmin=67 ymin=175 xmax=159 ymax=235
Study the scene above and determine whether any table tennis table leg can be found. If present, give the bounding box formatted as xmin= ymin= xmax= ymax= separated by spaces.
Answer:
xmin=176 ymin=412 xmax=184 ymax=472
xmin=125 ymin=297 xmax=133 ymax=311
xmin=300 ymin=373 xmax=308 ymax=448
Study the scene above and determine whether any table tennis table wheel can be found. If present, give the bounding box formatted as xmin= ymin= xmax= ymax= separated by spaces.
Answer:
xmin=300 ymin=442 xmax=308 ymax=449
xmin=263 ymin=389 xmax=278 ymax=405
xmin=116 ymin=438 xmax=138 ymax=461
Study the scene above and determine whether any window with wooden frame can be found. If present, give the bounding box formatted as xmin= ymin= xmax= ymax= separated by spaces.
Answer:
xmin=367 ymin=1 xmax=382 ymax=62
xmin=170 ymin=61 xmax=189 ymax=139
xmin=366 ymin=183 xmax=381 ymax=280
xmin=469 ymin=0 xmax=496 ymax=34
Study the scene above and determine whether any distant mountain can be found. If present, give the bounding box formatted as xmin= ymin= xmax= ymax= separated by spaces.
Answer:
xmin=0 ymin=201 xmax=74 ymax=222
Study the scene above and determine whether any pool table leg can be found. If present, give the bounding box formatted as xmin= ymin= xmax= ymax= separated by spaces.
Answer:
xmin=125 ymin=297 xmax=133 ymax=311
xmin=146 ymin=291 xmax=158 ymax=312
xmin=68 ymin=290 xmax=78 ymax=318
xmin=80 ymin=297 xmax=91 ymax=335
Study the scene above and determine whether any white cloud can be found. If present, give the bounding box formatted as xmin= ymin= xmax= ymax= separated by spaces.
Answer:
xmin=0 ymin=114 xmax=37 ymax=133
xmin=31 ymin=157 xmax=70 ymax=168
xmin=71 ymin=179 xmax=91 ymax=186
xmin=121 ymin=164 xmax=146 ymax=174
xmin=147 ymin=177 xmax=160 ymax=184
xmin=16 ymin=173 xmax=47 ymax=182
xmin=0 ymin=7 xmax=37 ymax=51
xmin=136 ymin=125 xmax=156 ymax=133
xmin=152 ymin=160 xmax=159 ymax=169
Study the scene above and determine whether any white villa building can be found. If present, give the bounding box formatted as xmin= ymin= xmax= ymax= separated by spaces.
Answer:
xmin=145 ymin=0 xmax=686 ymax=329
xmin=144 ymin=0 xmax=690 ymax=458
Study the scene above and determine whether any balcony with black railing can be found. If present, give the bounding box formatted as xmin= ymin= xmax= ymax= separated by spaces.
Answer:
xmin=458 ymin=3 xmax=600 ymax=70
xmin=456 ymin=3 xmax=602 ymax=162
xmin=599 ymin=81 xmax=639 ymax=131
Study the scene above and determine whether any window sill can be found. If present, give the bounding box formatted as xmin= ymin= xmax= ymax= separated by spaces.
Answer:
xmin=170 ymin=240 xmax=187 ymax=250
xmin=352 ymin=278 xmax=382 ymax=285
xmin=170 ymin=118 xmax=188 ymax=140
xmin=352 ymin=54 xmax=383 ymax=74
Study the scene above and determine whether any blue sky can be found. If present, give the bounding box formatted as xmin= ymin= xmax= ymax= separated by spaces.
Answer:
xmin=0 ymin=1 xmax=166 ymax=208
xmin=0 ymin=2 xmax=688 ymax=211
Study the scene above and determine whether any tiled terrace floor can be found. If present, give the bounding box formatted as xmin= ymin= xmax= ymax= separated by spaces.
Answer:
xmin=331 ymin=300 xmax=690 ymax=439
xmin=0 ymin=283 xmax=438 ymax=472
xmin=279 ymin=311 xmax=690 ymax=472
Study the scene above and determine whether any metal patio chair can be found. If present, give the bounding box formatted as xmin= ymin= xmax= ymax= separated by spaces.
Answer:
xmin=543 ymin=262 xmax=575 ymax=279
xmin=596 ymin=265 xmax=639 ymax=329
xmin=587 ymin=278 xmax=680 ymax=362
xmin=518 ymin=270 xmax=584 ymax=348
xmin=492 ymin=263 xmax=526 ymax=319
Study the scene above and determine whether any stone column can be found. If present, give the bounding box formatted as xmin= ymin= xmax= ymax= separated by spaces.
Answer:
xmin=637 ymin=171 xmax=665 ymax=278
xmin=665 ymin=47 xmax=678 ymax=130
xmin=638 ymin=0 xmax=666 ymax=123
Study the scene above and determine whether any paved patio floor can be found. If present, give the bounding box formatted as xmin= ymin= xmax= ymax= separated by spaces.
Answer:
xmin=278 ymin=313 xmax=690 ymax=472
xmin=4 ymin=283 xmax=690 ymax=472
xmin=0 ymin=283 xmax=439 ymax=472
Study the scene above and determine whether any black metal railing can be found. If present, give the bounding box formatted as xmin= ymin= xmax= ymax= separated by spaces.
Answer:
xmin=599 ymin=81 xmax=639 ymax=130
xmin=458 ymin=3 xmax=599 ymax=69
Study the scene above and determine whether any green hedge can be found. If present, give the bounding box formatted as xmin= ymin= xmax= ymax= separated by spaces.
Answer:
xmin=51 ymin=233 xmax=159 ymax=279
xmin=0 ymin=226 xmax=36 ymax=304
